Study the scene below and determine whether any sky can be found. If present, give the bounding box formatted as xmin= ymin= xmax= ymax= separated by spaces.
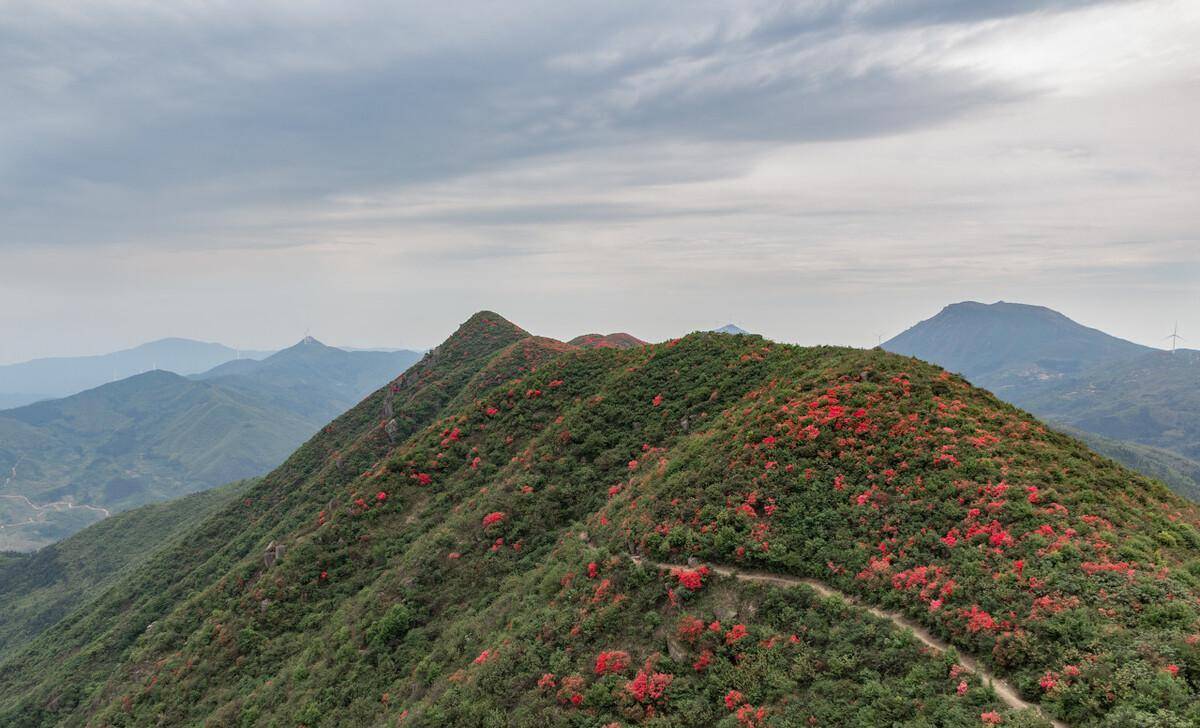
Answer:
xmin=1 ymin=0 xmax=1197 ymax=363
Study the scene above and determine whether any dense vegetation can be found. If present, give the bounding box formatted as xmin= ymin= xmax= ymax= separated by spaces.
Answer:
xmin=0 ymin=479 xmax=254 ymax=659
xmin=885 ymin=301 xmax=1200 ymax=499
xmin=0 ymin=340 xmax=418 ymax=551
xmin=3 ymin=312 xmax=1199 ymax=726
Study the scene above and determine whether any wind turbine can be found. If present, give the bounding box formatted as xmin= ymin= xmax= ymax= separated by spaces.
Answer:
xmin=1166 ymin=322 xmax=1184 ymax=353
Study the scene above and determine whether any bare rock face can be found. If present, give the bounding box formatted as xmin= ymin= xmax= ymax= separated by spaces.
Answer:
xmin=666 ymin=636 xmax=688 ymax=663
xmin=382 ymin=397 xmax=395 ymax=421
xmin=384 ymin=418 xmax=399 ymax=442
xmin=263 ymin=541 xmax=286 ymax=568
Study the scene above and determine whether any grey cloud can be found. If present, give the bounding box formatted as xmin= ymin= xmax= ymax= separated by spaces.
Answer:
xmin=0 ymin=0 xmax=1120 ymax=249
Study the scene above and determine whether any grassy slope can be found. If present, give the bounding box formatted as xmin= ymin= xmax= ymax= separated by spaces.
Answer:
xmin=5 ymin=318 xmax=1200 ymax=727
xmin=0 ymin=479 xmax=255 ymax=659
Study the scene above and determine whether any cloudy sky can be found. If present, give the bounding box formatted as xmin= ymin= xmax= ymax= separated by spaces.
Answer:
xmin=1 ymin=0 xmax=1197 ymax=362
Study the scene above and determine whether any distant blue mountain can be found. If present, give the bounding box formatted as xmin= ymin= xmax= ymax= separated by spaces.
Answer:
xmin=712 ymin=323 xmax=751 ymax=335
xmin=0 ymin=338 xmax=275 ymax=407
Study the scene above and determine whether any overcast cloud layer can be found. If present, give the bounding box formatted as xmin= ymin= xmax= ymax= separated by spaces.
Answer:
xmin=1 ymin=0 xmax=1197 ymax=362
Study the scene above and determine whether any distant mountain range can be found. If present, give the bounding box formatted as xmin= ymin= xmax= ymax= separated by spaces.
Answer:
xmin=0 ymin=338 xmax=275 ymax=409
xmin=885 ymin=300 xmax=1200 ymax=497
xmin=0 ymin=339 xmax=420 ymax=551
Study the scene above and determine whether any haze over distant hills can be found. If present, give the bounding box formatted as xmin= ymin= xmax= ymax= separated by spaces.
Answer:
xmin=0 ymin=339 xmax=420 ymax=551
xmin=0 ymin=338 xmax=276 ymax=409
xmin=885 ymin=301 xmax=1200 ymax=499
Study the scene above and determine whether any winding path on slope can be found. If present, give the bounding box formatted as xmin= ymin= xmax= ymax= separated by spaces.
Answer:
xmin=632 ymin=556 xmax=1067 ymax=728
xmin=0 ymin=459 xmax=112 ymax=530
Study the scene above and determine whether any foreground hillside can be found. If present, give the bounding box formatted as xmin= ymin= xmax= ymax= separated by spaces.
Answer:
xmin=0 ymin=341 xmax=419 ymax=551
xmin=4 ymin=313 xmax=1200 ymax=726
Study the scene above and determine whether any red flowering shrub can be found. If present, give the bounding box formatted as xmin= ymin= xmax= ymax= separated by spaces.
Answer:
xmin=672 ymin=566 xmax=709 ymax=591
xmin=482 ymin=512 xmax=506 ymax=528
xmin=677 ymin=616 xmax=705 ymax=642
xmin=725 ymin=624 xmax=748 ymax=644
xmin=736 ymin=704 xmax=767 ymax=727
xmin=625 ymin=666 xmax=673 ymax=704
xmin=594 ymin=650 xmax=630 ymax=675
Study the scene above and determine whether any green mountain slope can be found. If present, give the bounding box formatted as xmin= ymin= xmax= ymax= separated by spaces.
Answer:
xmin=0 ymin=342 xmax=420 ymax=551
xmin=4 ymin=314 xmax=1200 ymax=726
xmin=0 ymin=479 xmax=254 ymax=660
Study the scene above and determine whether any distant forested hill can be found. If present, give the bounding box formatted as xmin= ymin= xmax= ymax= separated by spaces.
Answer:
xmin=0 ymin=340 xmax=419 ymax=551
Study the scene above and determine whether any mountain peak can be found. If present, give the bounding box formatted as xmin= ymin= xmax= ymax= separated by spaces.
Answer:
xmin=432 ymin=311 xmax=530 ymax=362
xmin=568 ymin=332 xmax=647 ymax=349
xmin=884 ymin=300 xmax=1151 ymax=389
xmin=712 ymin=323 xmax=750 ymax=335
